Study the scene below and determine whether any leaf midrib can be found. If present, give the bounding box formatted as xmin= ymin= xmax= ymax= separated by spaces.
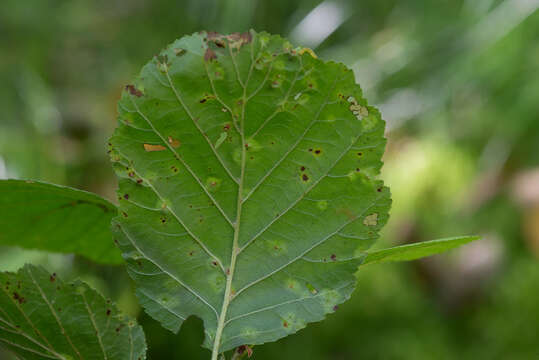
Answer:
xmin=210 ymin=36 xmax=254 ymax=360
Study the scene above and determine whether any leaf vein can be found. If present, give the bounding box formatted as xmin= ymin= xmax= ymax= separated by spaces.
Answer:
xmin=119 ymin=225 xmax=220 ymax=320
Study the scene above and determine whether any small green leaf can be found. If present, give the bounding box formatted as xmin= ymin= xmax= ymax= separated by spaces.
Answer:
xmin=361 ymin=236 xmax=481 ymax=266
xmin=0 ymin=179 xmax=122 ymax=265
xmin=110 ymin=30 xmax=391 ymax=357
xmin=0 ymin=265 xmax=146 ymax=360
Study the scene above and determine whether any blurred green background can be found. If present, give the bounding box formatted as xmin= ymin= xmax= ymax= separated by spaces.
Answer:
xmin=1 ymin=0 xmax=538 ymax=359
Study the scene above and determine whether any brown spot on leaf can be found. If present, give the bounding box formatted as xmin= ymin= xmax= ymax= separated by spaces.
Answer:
xmin=13 ymin=292 xmax=25 ymax=304
xmin=330 ymin=254 xmax=337 ymax=261
xmin=168 ymin=136 xmax=181 ymax=148
xmin=236 ymin=345 xmax=253 ymax=357
xmin=302 ymin=174 xmax=309 ymax=182
xmin=125 ymin=84 xmax=143 ymax=97
xmin=50 ymin=273 xmax=56 ymax=282
xmin=204 ymin=48 xmax=217 ymax=62
xmin=336 ymin=208 xmax=356 ymax=221
xmin=143 ymin=144 xmax=167 ymax=152
xmin=300 ymin=166 xmax=306 ymax=171
xmin=106 ymin=309 xmax=111 ymax=316
xmin=207 ymin=31 xmax=222 ymax=41
xmin=239 ymin=31 xmax=252 ymax=43
xmin=283 ymin=321 xmax=288 ymax=328
xmin=123 ymin=194 xmax=129 ymax=200
xmin=333 ymin=305 xmax=339 ymax=311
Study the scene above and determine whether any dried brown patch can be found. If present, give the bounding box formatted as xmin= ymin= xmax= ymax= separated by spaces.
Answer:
xmin=125 ymin=84 xmax=143 ymax=97
xmin=143 ymin=144 xmax=167 ymax=152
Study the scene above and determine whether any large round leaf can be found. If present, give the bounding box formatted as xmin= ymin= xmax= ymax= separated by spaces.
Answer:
xmin=109 ymin=30 xmax=391 ymax=356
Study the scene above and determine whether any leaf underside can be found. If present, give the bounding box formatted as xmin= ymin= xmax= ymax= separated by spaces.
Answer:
xmin=109 ymin=30 xmax=391 ymax=353
xmin=0 ymin=180 xmax=122 ymax=265
xmin=0 ymin=265 xmax=146 ymax=360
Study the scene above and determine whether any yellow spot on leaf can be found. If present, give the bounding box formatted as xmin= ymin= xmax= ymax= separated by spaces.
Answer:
xmin=143 ymin=144 xmax=166 ymax=152
xmin=363 ymin=213 xmax=378 ymax=226
xmin=317 ymin=200 xmax=328 ymax=211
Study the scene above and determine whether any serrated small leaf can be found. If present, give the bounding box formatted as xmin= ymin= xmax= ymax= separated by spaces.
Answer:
xmin=362 ymin=236 xmax=481 ymax=266
xmin=0 ymin=265 xmax=146 ymax=360
xmin=109 ymin=30 xmax=391 ymax=356
xmin=0 ymin=180 xmax=122 ymax=265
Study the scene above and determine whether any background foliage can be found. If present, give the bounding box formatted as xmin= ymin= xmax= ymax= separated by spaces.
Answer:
xmin=1 ymin=0 xmax=538 ymax=359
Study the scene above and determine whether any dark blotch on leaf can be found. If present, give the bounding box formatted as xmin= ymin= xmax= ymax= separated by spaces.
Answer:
xmin=174 ymin=48 xmax=186 ymax=56
xmin=13 ymin=292 xmax=25 ymax=304
xmin=331 ymin=254 xmax=337 ymax=261
xmin=302 ymin=174 xmax=309 ymax=182
xmin=125 ymin=84 xmax=143 ymax=97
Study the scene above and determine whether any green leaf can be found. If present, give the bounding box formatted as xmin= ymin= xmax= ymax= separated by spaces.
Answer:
xmin=0 ymin=264 xmax=146 ymax=360
xmin=362 ymin=236 xmax=481 ymax=266
xmin=0 ymin=180 xmax=122 ymax=265
xmin=109 ymin=30 xmax=391 ymax=357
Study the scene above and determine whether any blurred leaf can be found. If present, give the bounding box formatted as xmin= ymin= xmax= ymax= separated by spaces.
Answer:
xmin=0 ymin=264 xmax=146 ymax=360
xmin=109 ymin=30 xmax=390 ymax=357
xmin=362 ymin=236 xmax=480 ymax=266
xmin=0 ymin=179 xmax=122 ymax=265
